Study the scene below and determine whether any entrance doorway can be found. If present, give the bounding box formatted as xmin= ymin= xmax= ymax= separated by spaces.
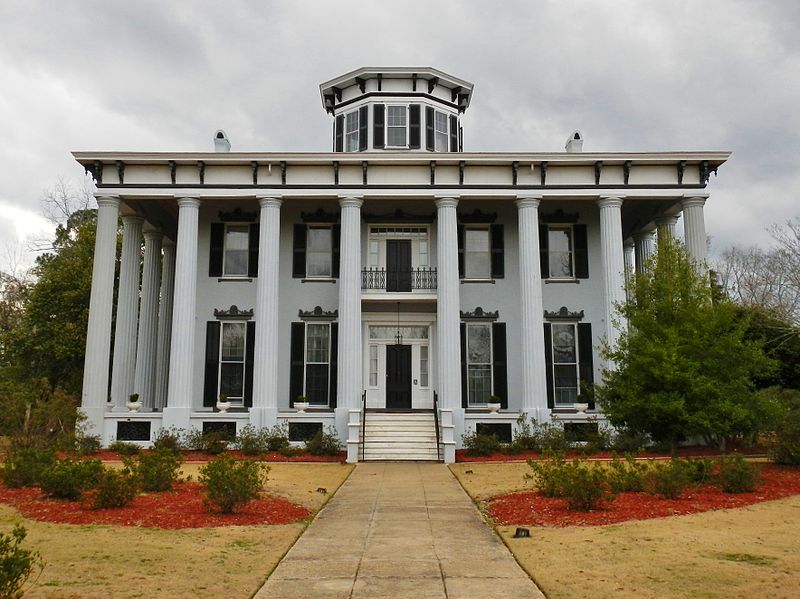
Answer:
xmin=386 ymin=240 xmax=412 ymax=292
xmin=386 ymin=344 xmax=412 ymax=409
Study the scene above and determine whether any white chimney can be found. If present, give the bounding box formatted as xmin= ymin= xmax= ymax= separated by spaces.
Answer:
xmin=214 ymin=129 xmax=231 ymax=152
xmin=565 ymin=130 xmax=583 ymax=153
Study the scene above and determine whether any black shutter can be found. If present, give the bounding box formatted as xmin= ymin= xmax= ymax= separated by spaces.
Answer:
xmin=460 ymin=323 xmax=468 ymax=408
xmin=425 ymin=106 xmax=435 ymax=151
xmin=577 ymin=323 xmax=595 ymax=409
xmin=457 ymin=225 xmax=465 ymax=278
xmin=247 ymin=223 xmax=259 ymax=278
xmin=449 ymin=115 xmax=458 ymax=152
xmin=492 ymin=322 xmax=508 ymax=409
xmin=329 ymin=323 xmax=338 ymax=408
xmin=358 ymin=105 xmax=368 ymax=151
xmin=289 ymin=322 xmax=305 ymax=406
xmin=543 ymin=323 xmax=554 ymax=409
xmin=574 ymin=224 xmax=589 ymax=279
xmin=373 ymin=104 xmax=385 ymax=149
xmin=490 ymin=224 xmax=504 ymax=279
xmin=244 ymin=321 xmax=255 ymax=407
xmin=334 ymin=115 xmax=344 ymax=152
xmin=292 ymin=224 xmax=306 ymax=278
xmin=209 ymin=223 xmax=224 ymax=277
xmin=203 ymin=321 xmax=221 ymax=407
xmin=409 ymin=104 xmax=421 ymax=149
xmin=539 ymin=224 xmax=550 ymax=279
xmin=331 ymin=224 xmax=341 ymax=278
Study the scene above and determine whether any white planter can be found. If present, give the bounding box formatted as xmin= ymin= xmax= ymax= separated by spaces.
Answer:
xmin=574 ymin=403 xmax=589 ymax=414
xmin=294 ymin=402 xmax=310 ymax=413
xmin=487 ymin=403 xmax=501 ymax=413
xmin=216 ymin=402 xmax=232 ymax=413
xmin=126 ymin=401 xmax=142 ymax=413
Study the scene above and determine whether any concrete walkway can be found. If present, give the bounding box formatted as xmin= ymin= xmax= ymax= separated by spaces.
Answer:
xmin=255 ymin=462 xmax=544 ymax=599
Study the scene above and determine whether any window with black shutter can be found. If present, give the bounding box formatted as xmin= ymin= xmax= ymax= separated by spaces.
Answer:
xmin=490 ymin=224 xmax=504 ymax=279
xmin=449 ymin=115 xmax=458 ymax=152
xmin=543 ymin=320 xmax=594 ymax=409
xmin=334 ymin=114 xmax=344 ymax=152
xmin=577 ymin=323 xmax=595 ymax=409
xmin=358 ymin=105 xmax=368 ymax=151
xmin=539 ymin=224 xmax=550 ymax=279
xmin=247 ymin=223 xmax=259 ymax=278
xmin=203 ymin=321 xmax=221 ymax=407
xmin=409 ymin=104 xmax=421 ymax=149
xmin=540 ymin=223 xmax=588 ymax=280
xmin=209 ymin=223 xmax=224 ymax=277
xmin=491 ymin=322 xmax=508 ymax=408
xmin=373 ymin=103 xmax=385 ymax=149
xmin=289 ymin=322 xmax=305 ymax=406
xmin=292 ymin=224 xmax=307 ymax=278
xmin=244 ymin=322 xmax=255 ymax=407
xmin=425 ymin=106 xmax=435 ymax=151
xmin=574 ymin=224 xmax=589 ymax=279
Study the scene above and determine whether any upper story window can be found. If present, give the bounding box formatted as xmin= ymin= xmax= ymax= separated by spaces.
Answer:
xmin=334 ymin=105 xmax=368 ymax=152
xmin=293 ymin=223 xmax=340 ymax=279
xmin=345 ymin=111 xmax=360 ymax=152
xmin=386 ymin=105 xmax=407 ymax=147
xmin=223 ymin=225 xmax=249 ymax=276
xmin=425 ymin=106 xmax=458 ymax=152
xmin=209 ymin=221 xmax=258 ymax=279
xmin=464 ymin=227 xmax=491 ymax=279
xmin=434 ymin=111 xmax=449 ymax=152
xmin=548 ymin=226 xmax=574 ymax=279
xmin=539 ymin=223 xmax=589 ymax=280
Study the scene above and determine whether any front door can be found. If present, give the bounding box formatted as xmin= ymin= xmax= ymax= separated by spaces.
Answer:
xmin=386 ymin=344 xmax=412 ymax=409
xmin=386 ymin=240 xmax=412 ymax=292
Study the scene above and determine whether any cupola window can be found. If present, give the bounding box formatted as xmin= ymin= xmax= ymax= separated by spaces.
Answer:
xmin=386 ymin=105 xmax=408 ymax=147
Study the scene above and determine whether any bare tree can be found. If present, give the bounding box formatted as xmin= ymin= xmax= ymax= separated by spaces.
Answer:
xmin=28 ymin=175 xmax=96 ymax=253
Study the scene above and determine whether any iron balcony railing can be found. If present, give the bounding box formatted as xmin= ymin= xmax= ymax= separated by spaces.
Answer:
xmin=361 ymin=267 xmax=438 ymax=291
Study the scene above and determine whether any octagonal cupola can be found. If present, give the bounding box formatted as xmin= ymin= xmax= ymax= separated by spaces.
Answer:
xmin=320 ymin=67 xmax=474 ymax=153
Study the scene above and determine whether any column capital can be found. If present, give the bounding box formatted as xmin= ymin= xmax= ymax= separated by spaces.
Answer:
xmin=632 ymin=230 xmax=655 ymax=242
xmin=598 ymin=196 xmax=625 ymax=209
xmin=258 ymin=196 xmax=283 ymax=208
xmin=624 ymin=238 xmax=635 ymax=249
xmin=515 ymin=195 xmax=542 ymax=209
xmin=121 ymin=214 xmax=144 ymax=226
xmin=177 ymin=197 xmax=202 ymax=209
xmin=434 ymin=196 xmax=459 ymax=209
xmin=654 ymin=214 xmax=680 ymax=227
xmin=95 ymin=195 xmax=120 ymax=208
xmin=338 ymin=196 xmax=363 ymax=209
xmin=143 ymin=230 xmax=164 ymax=242
xmin=162 ymin=237 xmax=176 ymax=248
xmin=681 ymin=194 xmax=709 ymax=209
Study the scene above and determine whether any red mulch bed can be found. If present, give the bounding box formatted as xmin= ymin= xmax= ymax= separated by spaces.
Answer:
xmin=0 ymin=482 xmax=311 ymax=529
xmin=456 ymin=445 xmax=767 ymax=463
xmin=487 ymin=464 xmax=800 ymax=527
xmin=81 ymin=450 xmax=346 ymax=463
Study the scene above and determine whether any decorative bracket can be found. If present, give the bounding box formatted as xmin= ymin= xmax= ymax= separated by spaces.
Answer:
xmin=428 ymin=77 xmax=439 ymax=94
xmin=594 ymin=161 xmax=602 ymax=185
xmin=116 ymin=161 xmax=125 ymax=185
xmin=355 ymin=77 xmax=366 ymax=93
xmin=459 ymin=160 xmax=465 ymax=185
xmin=511 ymin=161 xmax=519 ymax=186
xmin=544 ymin=306 xmax=585 ymax=321
xmin=333 ymin=161 xmax=339 ymax=185
xmin=214 ymin=305 xmax=254 ymax=320
xmin=197 ymin=160 xmax=205 ymax=185
xmin=677 ymin=160 xmax=686 ymax=185
xmin=362 ymin=161 xmax=368 ymax=185
xmin=168 ymin=160 xmax=177 ymax=184
xmin=540 ymin=161 xmax=548 ymax=186
xmin=280 ymin=161 xmax=287 ymax=185
xmin=251 ymin=161 xmax=259 ymax=185
xmin=430 ymin=161 xmax=436 ymax=185
xmin=623 ymin=160 xmax=632 ymax=186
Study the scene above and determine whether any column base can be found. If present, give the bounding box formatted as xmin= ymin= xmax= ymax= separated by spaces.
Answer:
xmin=248 ymin=407 xmax=278 ymax=429
xmin=79 ymin=406 xmax=108 ymax=438
xmin=161 ymin=406 xmax=192 ymax=431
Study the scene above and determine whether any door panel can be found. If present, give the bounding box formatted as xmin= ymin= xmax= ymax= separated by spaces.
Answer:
xmin=386 ymin=344 xmax=412 ymax=409
xmin=386 ymin=240 xmax=412 ymax=292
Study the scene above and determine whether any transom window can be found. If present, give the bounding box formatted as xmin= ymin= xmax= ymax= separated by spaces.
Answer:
xmin=466 ymin=323 xmax=493 ymax=405
xmin=548 ymin=226 xmax=574 ymax=278
xmin=464 ymin=227 xmax=491 ymax=279
xmin=552 ymin=323 xmax=578 ymax=405
xmin=219 ymin=322 xmax=246 ymax=405
xmin=307 ymin=226 xmax=333 ymax=278
xmin=345 ymin=110 xmax=360 ymax=152
xmin=369 ymin=326 xmax=429 ymax=340
xmin=386 ymin=105 xmax=407 ymax=147
xmin=305 ymin=323 xmax=330 ymax=405
xmin=223 ymin=225 xmax=249 ymax=276
xmin=434 ymin=110 xmax=449 ymax=152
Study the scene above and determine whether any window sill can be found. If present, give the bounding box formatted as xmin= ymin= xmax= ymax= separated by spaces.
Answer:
xmin=301 ymin=278 xmax=337 ymax=283
xmin=217 ymin=277 xmax=253 ymax=283
xmin=291 ymin=407 xmax=334 ymax=412
xmin=545 ymin=278 xmax=580 ymax=284
xmin=460 ymin=279 xmax=496 ymax=284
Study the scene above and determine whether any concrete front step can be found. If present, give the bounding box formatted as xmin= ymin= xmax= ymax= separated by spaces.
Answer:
xmin=361 ymin=411 xmax=441 ymax=461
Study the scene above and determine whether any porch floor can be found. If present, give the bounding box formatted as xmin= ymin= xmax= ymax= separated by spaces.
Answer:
xmin=255 ymin=462 xmax=544 ymax=598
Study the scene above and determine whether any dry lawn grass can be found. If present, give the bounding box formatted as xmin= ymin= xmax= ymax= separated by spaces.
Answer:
xmin=451 ymin=462 xmax=800 ymax=599
xmin=1 ymin=462 xmax=353 ymax=599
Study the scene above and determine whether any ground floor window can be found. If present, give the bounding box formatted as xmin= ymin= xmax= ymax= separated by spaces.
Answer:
xmin=305 ymin=323 xmax=330 ymax=404
xmin=466 ymin=322 xmax=493 ymax=405
xmin=290 ymin=320 xmax=338 ymax=407
xmin=219 ymin=322 xmax=246 ymax=404
xmin=544 ymin=320 xmax=594 ymax=409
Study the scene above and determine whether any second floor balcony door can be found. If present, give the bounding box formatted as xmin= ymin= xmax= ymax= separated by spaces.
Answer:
xmin=386 ymin=240 xmax=412 ymax=292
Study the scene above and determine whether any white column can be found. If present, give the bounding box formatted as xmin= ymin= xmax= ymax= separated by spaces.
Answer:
xmin=337 ymin=196 xmax=363 ymax=451
xmin=154 ymin=240 xmax=175 ymax=411
xmin=655 ymin=214 xmax=679 ymax=245
xmin=435 ymin=197 xmax=463 ymax=441
xmin=251 ymin=197 xmax=282 ymax=428
xmin=80 ymin=196 xmax=120 ymax=434
xmin=133 ymin=231 xmax=162 ymax=410
xmin=516 ymin=197 xmax=549 ymax=422
xmin=598 ymin=196 xmax=626 ymax=352
xmin=110 ymin=215 xmax=143 ymax=410
xmin=682 ymin=194 xmax=709 ymax=275
xmin=633 ymin=231 xmax=655 ymax=274
xmin=163 ymin=198 xmax=201 ymax=430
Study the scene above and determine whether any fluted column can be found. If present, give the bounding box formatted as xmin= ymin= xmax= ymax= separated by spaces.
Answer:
xmin=164 ymin=198 xmax=201 ymax=428
xmin=81 ymin=196 xmax=120 ymax=434
xmin=154 ymin=240 xmax=175 ymax=410
xmin=251 ymin=197 xmax=282 ymax=428
xmin=336 ymin=197 xmax=363 ymax=414
xmin=133 ymin=231 xmax=162 ymax=409
xmin=682 ymin=194 xmax=709 ymax=275
xmin=598 ymin=196 xmax=626 ymax=353
xmin=110 ymin=215 xmax=143 ymax=410
xmin=633 ymin=231 xmax=655 ymax=274
xmin=435 ymin=197 xmax=462 ymax=412
xmin=655 ymin=214 xmax=679 ymax=247
xmin=516 ymin=197 xmax=549 ymax=419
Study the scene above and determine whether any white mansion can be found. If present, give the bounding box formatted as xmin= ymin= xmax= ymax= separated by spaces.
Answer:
xmin=77 ymin=67 xmax=728 ymax=462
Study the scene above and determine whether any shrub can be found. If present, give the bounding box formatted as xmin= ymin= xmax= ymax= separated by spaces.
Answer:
xmin=607 ymin=455 xmax=648 ymax=492
xmin=644 ymin=460 xmax=691 ymax=499
xmin=768 ymin=388 xmax=800 ymax=465
xmin=462 ymin=431 xmax=502 ymax=456
xmin=199 ymin=455 xmax=269 ymax=514
xmin=39 ymin=458 xmax=104 ymax=500
xmin=135 ymin=448 xmax=183 ymax=492
xmin=182 ymin=429 xmax=230 ymax=455
xmin=152 ymin=427 xmax=183 ymax=453
xmin=108 ymin=440 xmax=140 ymax=456
xmin=264 ymin=424 xmax=293 ymax=452
xmin=683 ymin=458 xmax=716 ymax=484
xmin=233 ymin=424 xmax=291 ymax=455
xmin=304 ymin=427 xmax=342 ymax=456
xmin=717 ymin=455 xmax=760 ymax=493
xmin=0 ymin=442 xmax=56 ymax=488
xmin=88 ymin=466 xmax=139 ymax=509
xmin=578 ymin=423 xmax=614 ymax=456
xmin=526 ymin=452 xmax=570 ymax=497
xmin=508 ymin=414 xmax=539 ymax=453
xmin=536 ymin=423 xmax=571 ymax=453
xmin=609 ymin=426 xmax=650 ymax=454
xmin=0 ymin=525 xmax=43 ymax=599
xmin=73 ymin=432 xmax=102 ymax=456
xmin=560 ymin=460 xmax=615 ymax=511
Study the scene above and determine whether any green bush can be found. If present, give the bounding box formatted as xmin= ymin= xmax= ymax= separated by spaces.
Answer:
xmin=108 ymin=440 xmax=140 ymax=456
xmin=526 ymin=452 xmax=570 ymax=497
xmin=462 ymin=431 xmax=502 ymax=456
xmin=536 ymin=423 xmax=571 ymax=453
xmin=609 ymin=426 xmax=650 ymax=454
xmin=152 ymin=427 xmax=183 ymax=453
xmin=39 ymin=458 xmax=104 ymax=500
xmin=579 ymin=424 xmax=614 ymax=456
xmin=768 ymin=388 xmax=800 ymax=465
xmin=508 ymin=414 xmax=539 ymax=453
xmin=73 ymin=432 xmax=102 ymax=456
xmin=717 ymin=455 xmax=760 ymax=493
xmin=0 ymin=525 xmax=43 ymax=599
xmin=607 ymin=455 xmax=649 ymax=492
xmin=683 ymin=458 xmax=716 ymax=484
xmin=88 ymin=466 xmax=139 ymax=509
xmin=182 ymin=429 xmax=230 ymax=454
xmin=135 ymin=449 xmax=183 ymax=492
xmin=0 ymin=442 xmax=56 ymax=488
xmin=199 ymin=455 xmax=269 ymax=514
xmin=644 ymin=460 xmax=691 ymax=499
xmin=560 ymin=460 xmax=615 ymax=511
xmin=304 ymin=427 xmax=342 ymax=456
xmin=233 ymin=424 xmax=292 ymax=455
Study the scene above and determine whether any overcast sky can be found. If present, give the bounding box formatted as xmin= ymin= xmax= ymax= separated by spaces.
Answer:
xmin=1 ymin=0 xmax=798 ymax=270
